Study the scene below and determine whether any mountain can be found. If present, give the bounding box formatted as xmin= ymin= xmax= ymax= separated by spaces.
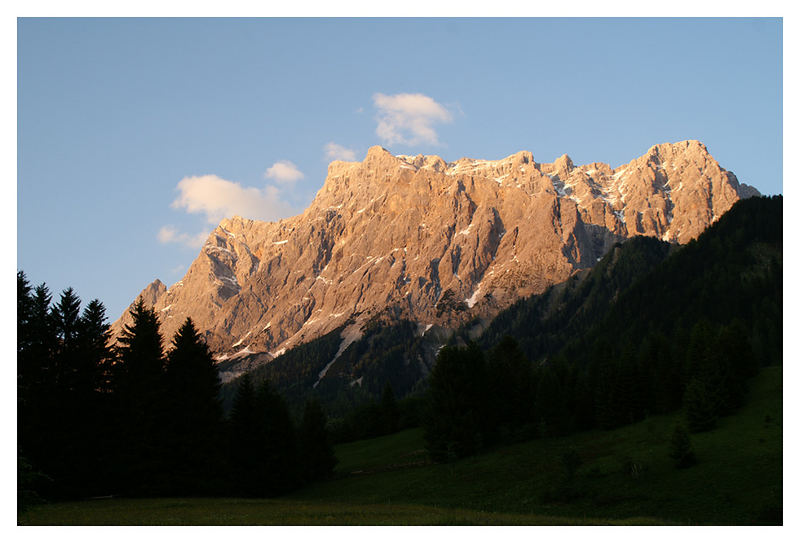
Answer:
xmin=112 ymin=140 xmax=758 ymax=380
xmin=215 ymin=195 xmax=780 ymax=426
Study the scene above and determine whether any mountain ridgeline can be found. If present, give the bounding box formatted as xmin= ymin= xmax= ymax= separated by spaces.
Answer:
xmin=114 ymin=140 xmax=758 ymax=385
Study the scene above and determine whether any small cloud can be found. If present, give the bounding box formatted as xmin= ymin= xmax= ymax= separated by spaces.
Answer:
xmin=324 ymin=142 xmax=357 ymax=162
xmin=355 ymin=107 xmax=364 ymax=114
xmin=170 ymin=264 xmax=186 ymax=275
xmin=157 ymin=226 xmax=209 ymax=249
xmin=171 ymin=174 xmax=294 ymax=225
xmin=264 ymin=160 xmax=304 ymax=184
xmin=373 ymin=92 xmax=453 ymax=146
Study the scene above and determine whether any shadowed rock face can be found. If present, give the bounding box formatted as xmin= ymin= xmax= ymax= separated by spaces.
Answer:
xmin=112 ymin=140 xmax=758 ymax=363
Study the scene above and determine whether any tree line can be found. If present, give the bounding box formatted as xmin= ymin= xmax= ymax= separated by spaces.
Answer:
xmin=18 ymin=272 xmax=336 ymax=507
xmin=424 ymin=321 xmax=761 ymax=461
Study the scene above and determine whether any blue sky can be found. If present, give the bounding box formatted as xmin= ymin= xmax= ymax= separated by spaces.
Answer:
xmin=17 ymin=18 xmax=783 ymax=320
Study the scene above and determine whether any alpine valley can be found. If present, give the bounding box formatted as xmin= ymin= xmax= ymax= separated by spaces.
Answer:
xmin=112 ymin=140 xmax=759 ymax=393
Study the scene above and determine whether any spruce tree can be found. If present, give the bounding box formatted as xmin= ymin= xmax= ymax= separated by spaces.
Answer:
xmin=424 ymin=343 xmax=489 ymax=461
xmin=17 ymin=272 xmax=33 ymax=361
xmin=18 ymin=282 xmax=57 ymax=496
xmin=164 ymin=318 xmax=222 ymax=494
xmin=229 ymin=376 xmax=299 ymax=496
xmin=113 ymin=298 xmax=167 ymax=494
xmin=716 ymin=321 xmax=757 ymax=413
xmin=486 ymin=335 xmax=532 ymax=431
xmin=52 ymin=287 xmax=83 ymax=391
xmin=684 ymin=377 xmax=718 ymax=432
xmin=254 ymin=380 xmax=299 ymax=495
xmin=79 ymin=299 xmax=114 ymax=394
xmin=379 ymin=382 xmax=400 ymax=434
xmin=72 ymin=298 xmax=115 ymax=496
xmin=298 ymin=398 xmax=337 ymax=482
xmin=229 ymin=374 xmax=258 ymax=494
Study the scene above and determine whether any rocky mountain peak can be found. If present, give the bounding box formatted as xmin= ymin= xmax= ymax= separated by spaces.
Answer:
xmin=554 ymin=153 xmax=574 ymax=173
xmin=112 ymin=140 xmax=759 ymax=382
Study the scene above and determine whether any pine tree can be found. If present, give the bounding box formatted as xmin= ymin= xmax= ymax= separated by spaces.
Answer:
xmin=71 ymin=298 xmax=115 ymax=496
xmin=379 ymin=382 xmax=400 ymax=434
xmin=716 ymin=320 xmax=758 ymax=413
xmin=79 ymin=299 xmax=114 ymax=394
xmin=684 ymin=377 xmax=718 ymax=432
xmin=424 ymin=343 xmax=489 ymax=461
xmin=229 ymin=376 xmax=299 ymax=496
xmin=164 ymin=318 xmax=222 ymax=494
xmin=17 ymin=272 xmax=34 ymax=411
xmin=27 ymin=283 xmax=57 ymax=391
xmin=298 ymin=398 xmax=337 ymax=482
xmin=17 ymin=282 xmax=57 ymax=496
xmin=52 ymin=287 xmax=83 ymax=391
xmin=113 ymin=298 xmax=167 ymax=494
xmin=17 ymin=272 xmax=34 ymax=360
xmin=253 ymin=380 xmax=299 ymax=495
xmin=166 ymin=318 xmax=221 ymax=427
xmin=486 ymin=335 xmax=532 ymax=431
xmin=229 ymin=374 xmax=258 ymax=494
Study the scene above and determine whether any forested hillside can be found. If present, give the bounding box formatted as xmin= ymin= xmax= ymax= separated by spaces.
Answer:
xmin=425 ymin=195 xmax=781 ymax=458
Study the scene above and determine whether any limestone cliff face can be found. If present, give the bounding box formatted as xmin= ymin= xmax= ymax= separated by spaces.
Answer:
xmin=112 ymin=140 xmax=758 ymax=365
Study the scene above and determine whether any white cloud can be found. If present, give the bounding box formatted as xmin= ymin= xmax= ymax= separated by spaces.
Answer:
xmin=170 ymin=174 xmax=294 ymax=224
xmin=264 ymin=160 xmax=304 ymax=184
xmin=157 ymin=226 xmax=209 ymax=249
xmin=324 ymin=142 xmax=357 ymax=162
xmin=373 ymin=92 xmax=453 ymax=146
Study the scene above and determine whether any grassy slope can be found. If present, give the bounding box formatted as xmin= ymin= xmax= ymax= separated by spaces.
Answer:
xmin=20 ymin=367 xmax=781 ymax=525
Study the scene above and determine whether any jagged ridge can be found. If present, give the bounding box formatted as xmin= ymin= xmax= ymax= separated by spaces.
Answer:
xmin=112 ymin=140 xmax=758 ymax=381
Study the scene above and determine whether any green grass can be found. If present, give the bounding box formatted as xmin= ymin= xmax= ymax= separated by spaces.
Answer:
xmin=333 ymin=427 xmax=429 ymax=475
xmin=19 ymin=367 xmax=781 ymax=525
xmin=18 ymin=497 xmax=664 ymax=525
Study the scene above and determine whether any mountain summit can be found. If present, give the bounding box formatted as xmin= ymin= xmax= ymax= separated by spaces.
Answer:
xmin=112 ymin=140 xmax=758 ymax=376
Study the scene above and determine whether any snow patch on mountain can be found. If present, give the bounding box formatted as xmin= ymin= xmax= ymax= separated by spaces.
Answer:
xmin=313 ymin=322 xmax=364 ymax=389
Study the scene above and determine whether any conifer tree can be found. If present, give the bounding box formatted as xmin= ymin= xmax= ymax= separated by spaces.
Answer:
xmin=229 ymin=376 xmax=299 ymax=496
xmin=166 ymin=318 xmax=221 ymax=428
xmin=424 ymin=343 xmax=489 ymax=461
xmin=28 ymin=283 xmax=56 ymax=390
xmin=17 ymin=271 xmax=33 ymax=361
xmin=380 ymin=382 xmax=400 ymax=434
xmin=486 ymin=335 xmax=532 ymax=430
xmin=229 ymin=374 xmax=258 ymax=494
xmin=79 ymin=299 xmax=114 ymax=394
xmin=716 ymin=321 xmax=757 ymax=413
xmin=18 ymin=282 xmax=57 ymax=493
xmin=534 ymin=361 xmax=569 ymax=435
xmin=72 ymin=298 xmax=115 ymax=496
xmin=113 ymin=298 xmax=167 ymax=494
xmin=52 ymin=287 xmax=83 ymax=391
xmin=254 ymin=379 xmax=299 ymax=495
xmin=298 ymin=398 xmax=337 ymax=482
xmin=164 ymin=318 xmax=222 ymax=493
xmin=684 ymin=377 xmax=718 ymax=432
xmin=17 ymin=272 xmax=34 ymax=411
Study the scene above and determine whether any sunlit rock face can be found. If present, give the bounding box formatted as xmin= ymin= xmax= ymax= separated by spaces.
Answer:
xmin=112 ymin=140 xmax=758 ymax=363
